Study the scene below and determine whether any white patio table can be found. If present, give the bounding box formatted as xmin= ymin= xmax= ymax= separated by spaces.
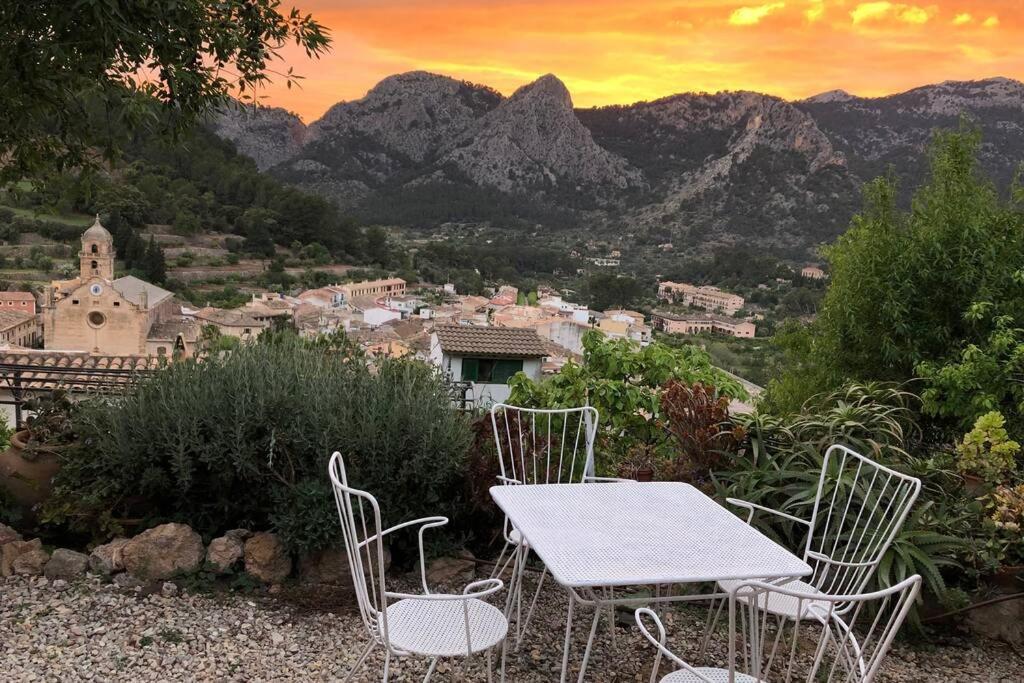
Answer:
xmin=490 ymin=481 xmax=812 ymax=682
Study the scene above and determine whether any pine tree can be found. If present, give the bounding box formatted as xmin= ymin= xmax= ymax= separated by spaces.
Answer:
xmin=144 ymin=237 xmax=166 ymax=284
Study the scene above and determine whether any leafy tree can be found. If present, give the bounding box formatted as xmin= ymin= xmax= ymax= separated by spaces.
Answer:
xmin=584 ymin=273 xmax=648 ymax=311
xmin=1 ymin=1 xmax=329 ymax=181
xmin=766 ymin=128 xmax=1024 ymax=428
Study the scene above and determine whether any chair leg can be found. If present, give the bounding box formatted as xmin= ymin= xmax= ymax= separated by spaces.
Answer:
xmin=503 ymin=542 xmax=526 ymax=618
xmin=491 ymin=540 xmax=513 ymax=580
xmin=343 ymin=640 xmax=376 ymax=683
xmin=422 ymin=657 xmax=438 ymax=682
xmin=500 ymin=631 xmax=508 ymax=683
xmin=515 ymin=565 xmax=548 ymax=649
xmin=576 ymin=603 xmax=602 ymax=683
xmin=382 ymin=650 xmax=391 ymax=683
xmin=487 ymin=648 xmax=494 ymax=683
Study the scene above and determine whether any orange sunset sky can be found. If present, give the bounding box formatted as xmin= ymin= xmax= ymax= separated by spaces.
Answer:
xmin=261 ymin=0 xmax=1024 ymax=122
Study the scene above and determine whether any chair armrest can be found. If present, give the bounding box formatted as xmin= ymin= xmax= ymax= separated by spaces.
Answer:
xmin=385 ymin=578 xmax=505 ymax=602
xmin=495 ymin=475 xmax=523 ymax=485
xmin=634 ymin=608 xmax=716 ymax=683
xmin=358 ymin=516 xmax=449 ymax=594
xmin=584 ymin=475 xmax=637 ymax=483
xmin=726 ymin=498 xmax=811 ymax=527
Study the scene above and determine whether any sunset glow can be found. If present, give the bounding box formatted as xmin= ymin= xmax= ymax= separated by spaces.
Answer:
xmin=260 ymin=0 xmax=1024 ymax=122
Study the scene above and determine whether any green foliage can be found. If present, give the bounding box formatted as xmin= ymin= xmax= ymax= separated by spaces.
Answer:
xmin=954 ymin=411 xmax=1020 ymax=483
xmin=44 ymin=336 xmax=472 ymax=557
xmin=583 ymin=273 xmax=649 ymax=311
xmin=0 ymin=0 xmax=329 ymax=181
xmin=767 ymin=128 xmax=1024 ymax=424
xmin=508 ymin=331 xmax=746 ymax=470
xmin=718 ymin=383 xmax=967 ymax=617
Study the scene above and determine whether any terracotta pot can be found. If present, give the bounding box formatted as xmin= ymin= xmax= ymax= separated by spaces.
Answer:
xmin=963 ymin=473 xmax=987 ymax=495
xmin=992 ymin=565 xmax=1024 ymax=593
xmin=0 ymin=430 xmax=61 ymax=506
xmin=634 ymin=467 xmax=655 ymax=483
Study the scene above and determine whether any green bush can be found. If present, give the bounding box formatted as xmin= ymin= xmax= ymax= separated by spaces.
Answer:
xmin=44 ymin=336 xmax=472 ymax=556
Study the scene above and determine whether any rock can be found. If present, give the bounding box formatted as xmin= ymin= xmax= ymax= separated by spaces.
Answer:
xmin=298 ymin=544 xmax=392 ymax=586
xmin=425 ymin=553 xmax=476 ymax=585
xmin=244 ymin=532 xmax=292 ymax=584
xmin=112 ymin=572 xmax=144 ymax=590
xmin=967 ymin=598 xmax=1024 ymax=646
xmin=44 ymin=548 xmax=90 ymax=580
xmin=1 ymin=538 xmax=49 ymax=576
xmin=121 ymin=523 xmax=204 ymax=581
xmin=0 ymin=523 xmax=22 ymax=546
xmin=224 ymin=528 xmax=252 ymax=543
xmin=161 ymin=581 xmax=179 ymax=597
xmin=89 ymin=537 xmax=130 ymax=575
xmin=51 ymin=578 xmax=68 ymax=591
xmin=205 ymin=535 xmax=244 ymax=574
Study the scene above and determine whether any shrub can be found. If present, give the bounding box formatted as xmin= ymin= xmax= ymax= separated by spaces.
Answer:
xmin=44 ymin=336 xmax=473 ymax=557
xmin=954 ymin=411 xmax=1020 ymax=484
xmin=660 ymin=380 xmax=743 ymax=485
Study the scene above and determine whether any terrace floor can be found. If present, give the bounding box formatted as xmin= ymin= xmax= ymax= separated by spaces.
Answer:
xmin=2 ymin=573 xmax=1021 ymax=682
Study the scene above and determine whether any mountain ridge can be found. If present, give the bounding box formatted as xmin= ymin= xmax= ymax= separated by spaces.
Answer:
xmin=210 ymin=73 xmax=1024 ymax=257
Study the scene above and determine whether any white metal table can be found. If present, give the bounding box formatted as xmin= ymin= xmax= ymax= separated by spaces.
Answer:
xmin=490 ymin=482 xmax=812 ymax=682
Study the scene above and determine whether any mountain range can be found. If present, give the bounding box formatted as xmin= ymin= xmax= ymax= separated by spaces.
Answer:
xmin=210 ymin=73 xmax=1024 ymax=257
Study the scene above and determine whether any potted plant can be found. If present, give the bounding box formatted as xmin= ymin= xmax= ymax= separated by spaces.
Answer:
xmin=955 ymin=412 xmax=1020 ymax=494
xmin=617 ymin=443 xmax=659 ymax=482
xmin=0 ymin=389 xmax=76 ymax=506
xmin=985 ymin=483 xmax=1024 ymax=590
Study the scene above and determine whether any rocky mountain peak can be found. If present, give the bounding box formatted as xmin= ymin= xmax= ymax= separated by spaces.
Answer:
xmin=802 ymin=89 xmax=855 ymax=104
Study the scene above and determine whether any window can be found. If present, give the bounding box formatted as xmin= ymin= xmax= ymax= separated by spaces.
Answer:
xmin=460 ymin=357 xmax=523 ymax=383
xmin=90 ymin=244 xmax=98 ymax=254
xmin=87 ymin=311 xmax=106 ymax=328
xmin=113 ymin=301 xmax=120 ymax=307
xmin=71 ymin=299 xmax=79 ymax=305
xmin=156 ymin=347 xmax=167 ymax=356
xmin=91 ymin=260 xmax=98 ymax=270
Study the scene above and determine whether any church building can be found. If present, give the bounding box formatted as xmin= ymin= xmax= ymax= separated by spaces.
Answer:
xmin=42 ymin=218 xmax=199 ymax=358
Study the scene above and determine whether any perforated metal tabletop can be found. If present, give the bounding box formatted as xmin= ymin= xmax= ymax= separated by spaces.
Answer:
xmin=490 ymin=482 xmax=811 ymax=588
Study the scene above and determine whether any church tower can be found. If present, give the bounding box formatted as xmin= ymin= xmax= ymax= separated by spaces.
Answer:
xmin=79 ymin=215 xmax=115 ymax=281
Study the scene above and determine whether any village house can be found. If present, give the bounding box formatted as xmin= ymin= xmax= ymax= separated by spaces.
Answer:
xmin=0 ymin=311 xmax=39 ymax=347
xmin=243 ymin=292 xmax=299 ymax=324
xmin=651 ymin=310 xmax=756 ymax=338
xmin=190 ymin=306 xmax=268 ymax=341
xmin=429 ymin=325 xmax=547 ymax=406
xmin=657 ymin=281 xmax=745 ymax=315
xmin=337 ymin=277 xmax=406 ymax=302
xmin=801 ymin=265 xmax=827 ymax=280
xmin=0 ymin=291 xmax=37 ymax=315
xmin=42 ymin=218 xmax=198 ymax=357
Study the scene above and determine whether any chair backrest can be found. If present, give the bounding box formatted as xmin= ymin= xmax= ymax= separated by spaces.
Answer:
xmin=327 ymin=451 xmax=391 ymax=645
xmin=730 ymin=575 xmax=922 ymax=683
xmin=805 ymin=445 xmax=922 ymax=599
xmin=490 ymin=404 xmax=599 ymax=485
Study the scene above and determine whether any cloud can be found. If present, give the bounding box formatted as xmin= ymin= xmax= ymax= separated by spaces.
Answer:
xmin=983 ymin=15 xmax=999 ymax=28
xmin=850 ymin=2 xmax=936 ymax=25
xmin=729 ymin=2 xmax=786 ymax=26
xmin=805 ymin=1 xmax=825 ymax=22
xmin=952 ymin=12 xmax=972 ymax=25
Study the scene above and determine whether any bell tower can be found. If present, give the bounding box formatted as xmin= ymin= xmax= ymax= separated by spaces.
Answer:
xmin=79 ymin=215 xmax=115 ymax=281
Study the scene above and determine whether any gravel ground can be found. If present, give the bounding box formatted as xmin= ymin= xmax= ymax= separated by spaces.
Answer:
xmin=2 ymin=573 xmax=1023 ymax=682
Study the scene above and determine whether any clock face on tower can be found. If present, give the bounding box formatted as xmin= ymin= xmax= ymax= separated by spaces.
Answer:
xmin=89 ymin=284 xmax=103 ymax=296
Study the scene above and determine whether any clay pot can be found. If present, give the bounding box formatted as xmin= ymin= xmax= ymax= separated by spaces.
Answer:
xmin=0 ymin=430 xmax=62 ymax=506
xmin=992 ymin=565 xmax=1024 ymax=593
xmin=634 ymin=467 xmax=655 ymax=483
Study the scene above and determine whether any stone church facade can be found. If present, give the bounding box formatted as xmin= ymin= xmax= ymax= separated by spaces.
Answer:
xmin=42 ymin=218 xmax=198 ymax=357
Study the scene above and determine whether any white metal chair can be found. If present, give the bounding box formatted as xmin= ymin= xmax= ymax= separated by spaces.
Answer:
xmin=704 ymin=444 xmax=921 ymax=648
xmin=638 ymin=575 xmax=921 ymax=683
xmin=328 ymin=452 xmax=508 ymax=682
xmin=489 ymin=404 xmax=614 ymax=645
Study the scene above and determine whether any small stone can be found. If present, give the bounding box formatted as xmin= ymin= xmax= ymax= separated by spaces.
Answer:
xmin=161 ymin=581 xmax=179 ymax=597
xmin=52 ymin=578 xmax=68 ymax=591
xmin=243 ymin=533 xmax=291 ymax=584
xmin=44 ymin=548 xmax=90 ymax=580
xmin=271 ymin=632 xmax=284 ymax=645
xmin=113 ymin=572 xmax=145 ymax=590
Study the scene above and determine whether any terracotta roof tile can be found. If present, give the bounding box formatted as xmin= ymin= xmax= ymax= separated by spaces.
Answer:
xmin=434 ymin=325 xmax=548 ymax=358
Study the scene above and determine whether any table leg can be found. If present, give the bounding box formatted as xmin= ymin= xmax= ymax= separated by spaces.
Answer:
xmin=576 ymin=600 xmax=602 ymax=683
xmin=560 ymin=592 xmax=576 ymax=683
xmin=503 ymin=542 xmax=525 ymax=619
